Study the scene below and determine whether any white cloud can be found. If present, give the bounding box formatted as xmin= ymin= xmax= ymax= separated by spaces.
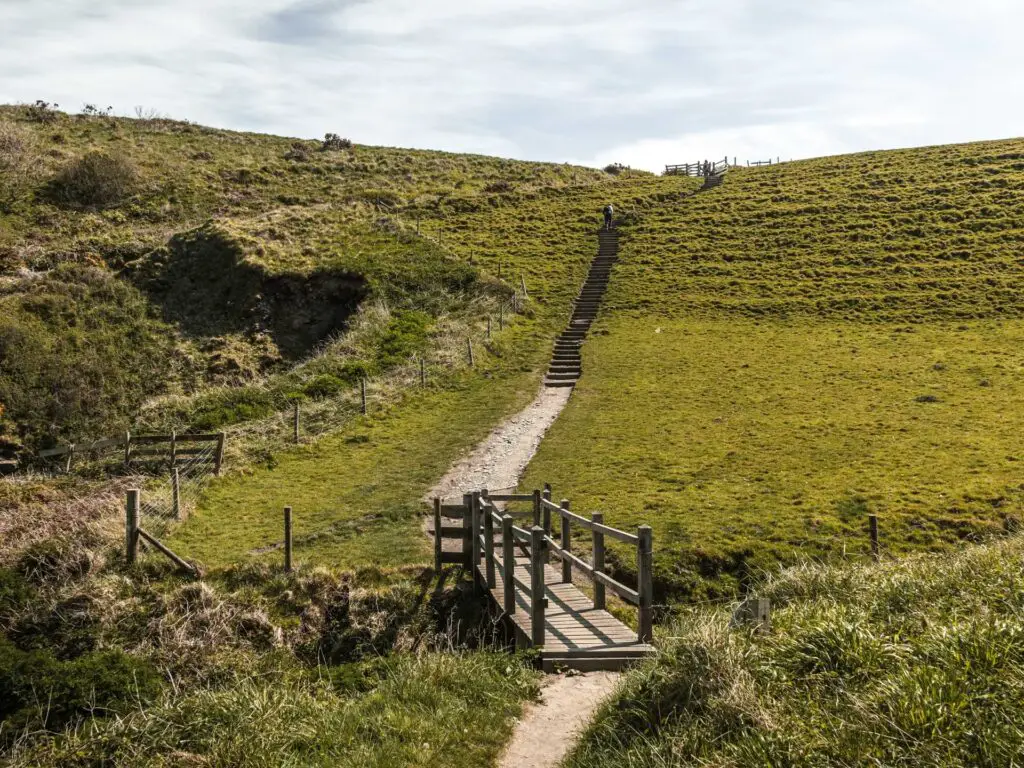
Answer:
xmin=1 ymin=0 xmax=1023 ymax=169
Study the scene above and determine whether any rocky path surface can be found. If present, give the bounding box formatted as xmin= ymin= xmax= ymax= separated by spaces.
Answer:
xmin=427 ymin=386 xmax=571 ymax=503
xmin=499 ymin=672 xmax=620 ymax=768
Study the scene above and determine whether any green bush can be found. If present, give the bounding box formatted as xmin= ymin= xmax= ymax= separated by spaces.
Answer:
xmin=46 ymin=150 xmax=139 ymax=209
xmin=189 ymin=387 xmax=279 ymax=431
xmin=0 ymin=638 xmax=163 ymax=732
xmin=377 ymin=311 xmax=432 ymax=369
xmin=302 ymin=374 xmax=346 ymax=399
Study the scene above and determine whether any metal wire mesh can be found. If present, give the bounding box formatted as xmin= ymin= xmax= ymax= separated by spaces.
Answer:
xmin=138 ymin=442 xmax=219 ymax=536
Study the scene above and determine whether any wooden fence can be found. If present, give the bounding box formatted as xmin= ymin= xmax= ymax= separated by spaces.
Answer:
xmin=664 ymin=156 xmax=729 ymax=177
xmin=39 ymin=431 xmax=225 ymax=474
xmin=433 ymin=486 xmax=654 ymax=644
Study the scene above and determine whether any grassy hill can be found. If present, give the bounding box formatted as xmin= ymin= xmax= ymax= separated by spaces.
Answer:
xmin=521 ymin=138 xmax=1024 ymax=600
xmin=0 ymin=102 xmax=622 ymax=455
xmin=567 ymin=534 xmax=1024 ymax=766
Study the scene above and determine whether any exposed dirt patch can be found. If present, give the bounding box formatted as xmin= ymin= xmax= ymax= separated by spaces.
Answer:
xmin=499 ymin=672 xmax=620 ymax=768
xmin=427 ymin=386 xmax=571 ymax=504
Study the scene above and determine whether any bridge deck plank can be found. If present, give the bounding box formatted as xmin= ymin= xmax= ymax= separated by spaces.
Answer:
xmin=476 ymin=557 xmax=654 ymax=660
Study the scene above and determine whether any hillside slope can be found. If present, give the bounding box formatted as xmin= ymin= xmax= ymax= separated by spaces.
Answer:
xmin=0 ymin=103 xmax=623 ymax=454
xmin=522 ymin=138 xmax=1024 ymax=599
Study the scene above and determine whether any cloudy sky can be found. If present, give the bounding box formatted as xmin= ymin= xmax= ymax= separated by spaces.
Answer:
xmin=2 ymin=0 xmax=1022 ymax=170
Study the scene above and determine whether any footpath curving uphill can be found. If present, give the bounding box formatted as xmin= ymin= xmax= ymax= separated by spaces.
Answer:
xmin=545 ymin=228 xmax=620 ymax=388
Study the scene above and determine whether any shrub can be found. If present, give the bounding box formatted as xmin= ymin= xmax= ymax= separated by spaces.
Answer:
xmin=302 ymin=374 xmax=346 ymax=399
xmin=189 ymin=387 xmax=278 ymax=431
xmin=322 ymin=133 xmax=353 ymax=151
xmin=0 ymin=638 xmax=163 ymax=731
xmin=47 ymin=151 xmax=139 ymax=209
xmin=23 ymin=100 xmax=60 ymax=124
xmin=284 ymin=142 xmax=310 ymax=162
xmin=603 ymin=162 xmax=627 ymax=175
xmin=0 ymin=120 xmax=37 ymax=212
xmin=483 ymin=180 xmax=514 ymax=194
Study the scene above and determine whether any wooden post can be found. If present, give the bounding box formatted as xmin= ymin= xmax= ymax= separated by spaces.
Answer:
xmin=499 ymin=302 xmax=504 ymax=330
xmin=869 ymin=515 xmax=880 ymax=560
xmin=512 ymin=291 xmax=518 ymax=313
xmin=502 ymin=515 xmax=515 ymax=614
xmin=467 ymin=339 xmax=474 ymax=367
xmin=293 ymin=402 xmax=300 ymax=444
xmin=360 ymin=379 xmax=367 ymax=415
xmin=170 ymin=430 xmax=177 ymax=467
xmin=172 ymin=468 xmax=181 ymax=520
xmin=498 ymin=261 xmax=502 ymax=279
xmin=284 ymin=506 xmax=293 ymax=573
xmin=592 ymin=511 xmax=605 ymax=610
xmin=416 ymin=216 xmax=420 ymax=235
xmin=637 ymin=525 xmax=654 ymax=643
xmin=532 ymin=489 xmax=541 ymax=527
xmin=123 ymin=431 xmax=131 ymax=467
xmin=520 ymin=274 xmax=528 ymax=300
xmin=433 ymin=498 xmax=443 ymax=572
xmin=487 ymin=316 xmax=492 ymax=340
xmin=483 ymin=490 xmax=496 ymax=589
xmin=214 ymin=432 xmax=225 ymax=475
xmin=420 ymin=357 xmax=426 ymax=387
xmin=125 ymin=489 xmax=140 ymax=565
xmin=542 ymin=485 xmax=552 ymax=535
xmin=530 ymin=525 xmax=546 ymax=647
xmin=65 ymin=444 xmax=75 ymax=474
xmin=471 ymin=491 xmax=482 ymax=585
xmin=462 ymin=493 xmax=473 ymax=568
xmin=560 ymin=499 xmax=572 ymax=583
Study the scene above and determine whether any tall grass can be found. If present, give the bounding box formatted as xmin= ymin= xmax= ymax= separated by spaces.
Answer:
xmin=567 ymin=536 xmax=1024 ymax=767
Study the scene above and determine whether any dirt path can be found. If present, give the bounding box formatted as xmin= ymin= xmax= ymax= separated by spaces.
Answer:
xmin=427 ymin=386 xmax=571 ymax=503
xmin=500 ymin=672 xmax=620 ymax=768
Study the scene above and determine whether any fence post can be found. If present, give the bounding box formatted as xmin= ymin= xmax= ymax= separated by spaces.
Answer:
xmin=542 ymin=485 xmax=552 ymax=535
xmin=530 ymin=526 xmax=546 ymax=647
xmin=462 ymin=493 xmax=473 ymax=569
xmin=869 ymin=515 xmax=880 ymax=560
xmin=487 ymin=316 xmax=492 ymax=340
xmin=284 ymin=506 xmax=293 ymax=573
xmin=172 ymin=468 xmax=181 ymax=520
xmin=482 ymin=490 xmax=496 ymax=589
xmin=467 ymin=339 xmax=475 ymax=367
xmin=214 ymin=432 xmax=225 ymax=475
xmin=532 ymin=489 xmax=541 ymax=527
xmin=433 ymin=498 xmax=443 ymax=572
xmin=499 ymin=302 xmax=504 ymax=330
xmin=125 ymin=489 xmax=140 ymax=565
xmin=293 ymin=402 xmax=300 ymax=444
xmin=360 ymin=379 xmax=367 ymax=415
xmin=498 ymin=261 xmax=502 ymax=279
xmin=170 ymin=430 xmax=177 ymax=467
xmin=420 ymin=357 xmax=426 ymax=387
xmin=637 ymin=525 xmax=653 ymax=643
xmin=65 ymin=444 xmax=75 ymax=474
xmin=502 ymin=515 xmax=515 ymax=614
xmin=471 ymin=491 xmax=482 ymax=586
xmin=520 ymin=274 xmax=528 ymax=300
xmin=560 ymin=499 xmax=572 ymax=583
xmin=592 ymin=511 xmax=605 ymax=610
xmin=124 ymin=431 xmax=131 ymax=467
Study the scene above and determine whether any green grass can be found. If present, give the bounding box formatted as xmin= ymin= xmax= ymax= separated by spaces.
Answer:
xmin=171 ymin=367 xmax=540 ymax=568
xmin=520 ymin=138 xmax=1024 ymax=599
xmin=566 ymin=535 xmax=1024 ymax=767
xmin=14 ymin=652 xmax=537 ymax=768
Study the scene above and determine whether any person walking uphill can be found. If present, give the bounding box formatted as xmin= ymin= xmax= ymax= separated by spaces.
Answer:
xmin=603 ymin=204 xmax=614 ymax=230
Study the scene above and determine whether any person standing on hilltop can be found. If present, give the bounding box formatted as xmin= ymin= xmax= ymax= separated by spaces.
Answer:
xmin=603 ymin=203 xmax=614 ymax=229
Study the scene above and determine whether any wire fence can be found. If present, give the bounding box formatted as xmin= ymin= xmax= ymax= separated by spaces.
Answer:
xmin=137 ymin=441 xmax=220 ymax=537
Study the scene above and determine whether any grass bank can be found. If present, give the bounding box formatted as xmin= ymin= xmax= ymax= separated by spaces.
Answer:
xmin=566 ymin=534 xmax=1024 ymax=766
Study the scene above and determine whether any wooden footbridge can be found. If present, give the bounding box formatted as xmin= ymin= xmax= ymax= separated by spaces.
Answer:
xmin=433 ymin=487 xmax=655 ymax=671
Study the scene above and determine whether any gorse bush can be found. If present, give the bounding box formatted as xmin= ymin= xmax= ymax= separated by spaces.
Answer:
xmin=46 ymin=150 xmax=139 ymax=209
xmin=322 ymin=133 xmax=352 ymax=151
